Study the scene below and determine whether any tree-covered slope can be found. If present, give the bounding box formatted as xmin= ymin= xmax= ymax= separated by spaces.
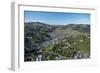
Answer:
xmin=24 ymin=22 xmax=90 ymax=61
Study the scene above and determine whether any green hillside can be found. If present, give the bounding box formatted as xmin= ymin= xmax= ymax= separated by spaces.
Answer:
xmin=24 ymin=22 xmax=90 ymax=61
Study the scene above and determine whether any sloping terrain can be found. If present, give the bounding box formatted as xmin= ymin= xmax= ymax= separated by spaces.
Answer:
xmin=24 ymin=22 xmax=90 ymax=61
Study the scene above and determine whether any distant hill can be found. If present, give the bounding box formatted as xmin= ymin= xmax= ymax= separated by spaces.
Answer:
xmin=25 ymin=22 xmax=90 ymax=33
xmin=67 ymin=24 xmax=90 ymax=33
xmin=24 ymin=22 xmax=90 ymax=61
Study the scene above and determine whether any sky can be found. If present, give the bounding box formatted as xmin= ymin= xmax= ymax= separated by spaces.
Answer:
xmin=24 ymin=11 xmax=90 ymax=25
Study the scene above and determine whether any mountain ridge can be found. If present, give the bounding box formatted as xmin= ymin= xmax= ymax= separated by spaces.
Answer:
xmin=24 ymin=21 xmax=90 ymax=61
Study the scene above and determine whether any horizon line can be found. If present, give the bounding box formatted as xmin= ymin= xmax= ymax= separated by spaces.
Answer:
xmin=24 ymin=21 xmax=90 ymax=25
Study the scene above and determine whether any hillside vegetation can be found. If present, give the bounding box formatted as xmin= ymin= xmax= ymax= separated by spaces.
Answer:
xmin=24 ymin=22 xmax=90 ymax=61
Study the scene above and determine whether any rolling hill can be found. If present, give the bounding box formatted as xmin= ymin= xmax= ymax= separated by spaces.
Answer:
xmin=24 ymin=22 xmax=90 ymax=61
